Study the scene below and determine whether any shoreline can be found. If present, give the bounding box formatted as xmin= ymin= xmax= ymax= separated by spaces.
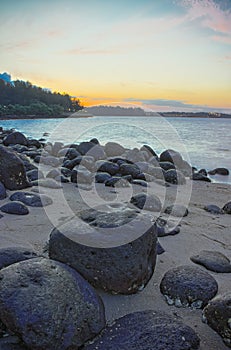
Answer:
xmin=0 ymin=127 xmax=230 ymax=349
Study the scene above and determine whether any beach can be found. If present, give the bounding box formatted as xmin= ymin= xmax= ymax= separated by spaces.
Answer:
xmin=0 ymin=178 xmax=230 ymax=349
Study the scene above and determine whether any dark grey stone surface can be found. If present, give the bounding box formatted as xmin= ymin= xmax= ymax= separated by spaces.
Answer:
xmin=49 ymin=205 xmax=157 ymax=294
xmin=130 ymin=193 xmax=162 ymax=212
xmin=164 ymin=169 xmax=186 ymax=185
xmin=0 ymin=247 xmax=37 ymax=269
xmin=0 ymin=146 xmax=31 ymax=190
xmin=190 ymin=250 xmax=231 ymax=273
xmin=164 ymin=204 xmax=189 ymax=217
xmin=84 ymin=310 xmax=200 ymax=350
xmin=160 ymin=265 xmax=218 ymax=308
xmin=3 ymin=132 xmax=28 ymax=146
xmin=223 ymin=201 xmax=231 ymax=214
xmin=203 ymin=293 xmax=231 ymax=348
xmin=0 ymin=258 xmax=105 ymax=350
xmin=0 ymin=202 xmax=29 ymax=215
xmin=204 ymin=204 xmax=224 ymax=214
xmin=0 ymin=182 xmax=7 ymax=200
xmin=9 ymin=192 xmax=53 ymax=207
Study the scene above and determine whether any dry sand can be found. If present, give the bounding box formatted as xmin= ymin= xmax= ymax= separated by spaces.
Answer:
xmin=0 ymin=179 xmax=230 ymax=349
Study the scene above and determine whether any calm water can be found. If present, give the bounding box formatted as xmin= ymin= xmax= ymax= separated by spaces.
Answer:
xmin=1 ymin=116 xmax=230 ymax=183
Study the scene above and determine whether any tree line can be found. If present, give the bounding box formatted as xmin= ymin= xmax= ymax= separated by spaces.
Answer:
xmin=0 ymin=79 xmax=83 ymax=116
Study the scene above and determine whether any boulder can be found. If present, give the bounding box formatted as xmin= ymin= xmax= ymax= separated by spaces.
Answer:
xmin=204 ymin=204 xmax=224 ymax=214
xmin=164 ymin=204 xmax=189 ymax=217
xmin=86 ymin=144 xmax=106 ymax=161
xmin=76 ymin=141 xmax=95 ymax=155
xmin=192 ymin=173 xmax=211 ymax=182
xmin=0 ymin=182 xmax=7 ymax=200
xmin=146 ymin=166 xmax=164 ymax=179
xmin=0 ymin=146 xmax=31 ymax=190
xmin=0 ymin=247 xmax=37 ymax=269
xmin=49 ymin=204 xmax=157 ymax=294
xmin=125 ymin=148 xmax=146 ymax=163
xmin=119 ymin=163 xmax=141 ymax=178
xmin=223 ymin=201 xmax=231 ymax=214
xmin=208 ymin=168 xmax=229 ymax=176
xmin=40 ymin=156 xmax=60 ymax=167
xmin=130 ymin=193 xmax=162 ymax=212
xmin=0 ymin=201 xmax=29 ymax=215
xmin=0 ymin=258 xmax=105 ymax=350
xmin=140 ymin=144 xmax=158 ymax=157
xmin=95 ymin=172 xmax=112 ymax=183
xmin=159 ymin=149 xmax=184 ymax=166
xmin=84 ymin=310 xmax=200 ymax=350
xmin=190 ymin=250 xmax=231 ymax=273
xmin=26 ymin=169 xmax=44 ymax=182
xmin=104 ymin=142 xmax=125 ymax=157
xmin=203 ymin=293 xmax=231 ymax=348
xmin=9 ymin=192 xmax=53 ymax=207
xmin=51 ymin=142 xmax=64 ymax=156
xmin=3 ymin=132 xmax=28 ymax=146
xmin=160 ymin=265 xmax=218 ymax=308
xmin=46 ymin=168 xmax=61 ymax=179
xmin=71 ymin=166 xmax=93 ymax=184
xmin=96 ymin=161 xmax=120 ymax=176
xmin=198 ymin=169 xmax=207 ymax=176
xmin=105 ymin=177 xmax=131 ymax=187
xmin=159 ymin=161 xmax=175 ymax=171
xmin=164 ymin=169 xmax=186 ymax=185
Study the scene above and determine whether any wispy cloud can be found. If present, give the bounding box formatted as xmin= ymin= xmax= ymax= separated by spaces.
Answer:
xmin=179 ymin=0 xmax=231 ymax=44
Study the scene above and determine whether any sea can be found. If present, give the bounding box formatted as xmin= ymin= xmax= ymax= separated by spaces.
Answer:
xmin=0 ymin=116 xmax=230 ymax=184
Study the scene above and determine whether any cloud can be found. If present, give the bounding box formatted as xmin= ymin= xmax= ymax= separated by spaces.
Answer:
xmin=124 ymin=97 xmax=231 ymax=113
xmin=64 ymin=47 xmax=122 ymax=55
xmin=179 ymin=0 xmax=231 ymax=44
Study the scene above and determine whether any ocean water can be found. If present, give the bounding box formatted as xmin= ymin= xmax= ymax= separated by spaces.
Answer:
xmin=0 ymin=116 xmax=230 ymax=183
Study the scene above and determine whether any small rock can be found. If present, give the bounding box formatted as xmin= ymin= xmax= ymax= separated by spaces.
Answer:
xmin=105 ymin=177 xmax=130 ymax=187
xmin=130 ymin=193 xmax=162 ymax=212
xmin=223 ymin=201 xmax=231 ymax=214
xmin=31 ymin=179 xmax=62 ymax=189
xmin=0 ymin=247 xmax=37 ymax=269
xmin=192 ymin=173 xmax=211 ymax=182
xmin=95 ymin=172 xmax=112 ymax=183
xmin=131 ymin=179 xmax=148 ymax=187
xmin=164 ymin=169 xmax=186 ymax=185
xmin=208 ymin=168 xmax=229 ymax=176
xmin=119 ymin=163 xmax=141 ymax=178
xmin=26 ymin=169 xmax=44 ymax=182
xmin=0 ymin=182 xmax=7 ymax=200
xmin=198 ymin=169 xmax=207 ymax=176
xmin=0 ymin=202 xmax=29 ymax=215
xmin=164 ymin=204 xmax=189 ymax=217
xmin=9 ymin=192 xmax=53 ymax=207
xmin=104 ymin=142 xmax=125 ymax=157
xmin=203 ymin=293 xmax=231 ymax=348
xmin=96 ymin=161 xmax=120 ymax=176
xmin=204 ymin=204 xmax=224 ymax=214
xmin=160 ymin=265 xmax=218 ymax=308
xmin=190 ymin=250 xmax=231 ymax=273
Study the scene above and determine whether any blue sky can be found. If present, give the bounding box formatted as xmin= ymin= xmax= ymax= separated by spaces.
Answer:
xmin=0 ymin=0 xmax=231 ymax=112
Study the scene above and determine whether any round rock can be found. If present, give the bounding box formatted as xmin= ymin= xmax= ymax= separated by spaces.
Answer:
xmin=49 ymin=204 xmax=157 ymax=294
xmin=190 ymin=250 xmax=231 ymax=273
xmin=84 ymin=310 xmax=200 ymax=350
xmin=203 ymin=293 xmax=231 ymax=348
xmin=104 ymin=142 xmax=125 ymax=157
xmin=9 ymin=192 xmax=53 ymax=207
xmin=0 ymin=202 xmax=29 ymax=215
xmin=0 ymin=258 xmax=105 ymax=350
xmin=204 ymin=204 xmax=224 ymax=214
xmin=160 ymin=265 xmax=218 ymax=308
xmin=0 ymin=247 xmax=37 ymax=269
xmin=223 ymin=201 xmax=231 ymax=214
xmin=3 ymin=132 xmax=28 ymax=146
xmin=164 ymin=204 xmax=189 ymax=217
xmin=130 ymin=193 xmax=162 ymax=212
xmin=164 ymin=169 xmax=186 ymax=185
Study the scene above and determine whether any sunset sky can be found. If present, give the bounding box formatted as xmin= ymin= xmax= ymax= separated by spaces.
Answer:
xmin=0 ymin=0 xmax=231 ymax=112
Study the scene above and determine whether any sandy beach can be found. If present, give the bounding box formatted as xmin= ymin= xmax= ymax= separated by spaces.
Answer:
xmin=0 ymin=175 xmax=230 ymax=349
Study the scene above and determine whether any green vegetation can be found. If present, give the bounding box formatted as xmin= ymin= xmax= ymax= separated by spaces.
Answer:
xmin=0 ymin=79 xmax=83 ymax=117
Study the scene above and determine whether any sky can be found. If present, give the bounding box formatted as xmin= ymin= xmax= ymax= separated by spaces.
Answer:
xmin=0 ymin=0 xmax=231 ymax=113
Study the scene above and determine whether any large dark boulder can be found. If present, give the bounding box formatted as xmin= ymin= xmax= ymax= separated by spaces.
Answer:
xmin=49 ymin=204 xmax=157 ymax=294
xmin=84 ymin=310 xmax=200 ymax=350
xmin=0 ymin=258 xmax=105 ymax=350
xmin=192 ymin=173 xmax=211 ymax=182
xmin=0 ymin=247 xmax=37 ymax=269
xmin=0 ymin=146 xmax=31 ymax=190
xmin=119 ymin=163 xmax=141 ymax=178
xmin=203 ymin=293 xmax=231 ymax=348
xmin=76 ymin=141 xmax=95 ymax=155
xmin=3 ymin=132 xmax=28 ymax=146
xmin=160 ymin=265 xmax=218 ymax=308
